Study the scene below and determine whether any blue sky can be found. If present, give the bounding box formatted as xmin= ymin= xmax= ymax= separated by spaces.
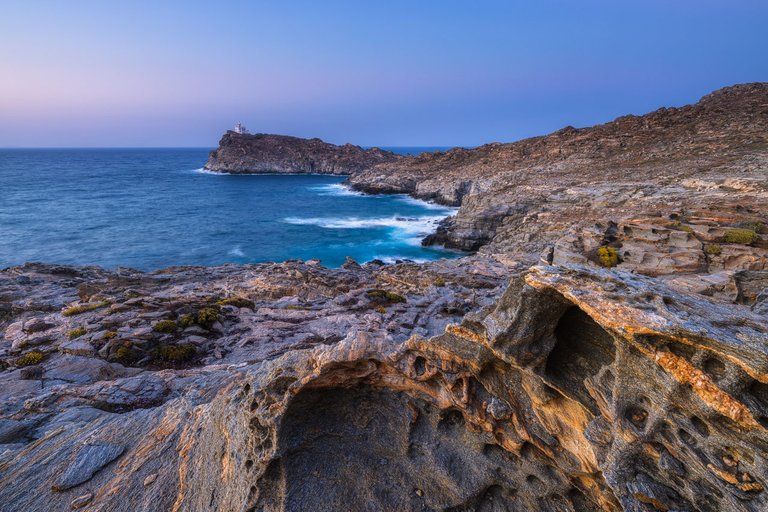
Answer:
xmin=1 ymin=0 xmax=766 ymax=147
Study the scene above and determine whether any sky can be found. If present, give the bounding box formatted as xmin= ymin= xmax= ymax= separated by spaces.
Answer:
xmin=1 ymin=0 xmax=766 ymax=147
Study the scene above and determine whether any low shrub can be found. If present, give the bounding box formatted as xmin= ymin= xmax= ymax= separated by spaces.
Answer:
xmin=667 ymin=221 xmax=694 ymax=233
xmin=15 ymin=351 xmax=45 ymax=367
xmin=597 ymin=246 xmax=619 ymax=268
xmin=433 ymin=277 xmax=446 ymax=287
xmin=366 ymin=289 xmax=407 ymax=304
xmin=375 ymin=306 xmax=387 ymax=314
xmin=178 ymin=314 xmax=196 ymax=329
xmin=704 ymin=243 xmax=722 ymax=256
xmin=153 ymin=319 xmax=178 ymax=333
xmin=196 ymin=308 xmax=219 ymax=328
xmin=724 ymin=228 xmax=759 ymax=245
xmin=68 ymin=326 xmax=87 ymax=339
xmin=103 ymin=331 xmax=118 ymax=340
xmin=62 ymin=301 xmax=109 ymax=316
xmin=216 ymin=297 xmax=255 ymax=309
xmin=114 ymin=344 xmax=139 ymax=365
xmin=157 ymin=343 xmax=196 ymax=362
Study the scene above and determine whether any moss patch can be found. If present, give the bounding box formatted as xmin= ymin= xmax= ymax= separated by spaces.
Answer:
xmin=156 ymin=343 xmax=196 ymax=362
xmin=366 ymin=289 xmax=407 ymax=304
xmin=114 ymin=343 xmax=138 ymax=365
xmin=216 ymin=297 xmax=255 ymax=309
xmin=15 ymin=351 xmax=46 ymax=367
xmin=597 ymin=246 xmax=619 ymax=268
xmin=724 ymin=228 xmax=759 ymax=245
xmin=68 ymin=326 xmax=87 ymax=339
xmin=103 ymin=331 xmax=118 ymax=340
xmin=704 ymin=243 xmax=722 ymax=256
xmin=153 ymin=319 xmax=178 ymax=333
xmin=62 ymin=301 xmax=110 ymax=317
xmin=196 ymin=308 xmax=219 ymax=328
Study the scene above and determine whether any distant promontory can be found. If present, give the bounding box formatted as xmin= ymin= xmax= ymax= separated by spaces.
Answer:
xmin=204 ymin=132 xmax=401 ymax=175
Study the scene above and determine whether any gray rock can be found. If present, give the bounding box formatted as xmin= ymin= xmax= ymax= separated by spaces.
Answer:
xmin=53 ymin=442 xmax=124 ymax=491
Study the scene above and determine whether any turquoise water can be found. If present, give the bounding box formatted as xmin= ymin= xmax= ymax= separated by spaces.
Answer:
xmin=0 ymin=148 xmax=459 ymax=270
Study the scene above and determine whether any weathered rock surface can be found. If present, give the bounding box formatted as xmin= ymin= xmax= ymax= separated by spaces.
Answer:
xmin=205 ymin=132 xmax=401 ymax=174
xmin=1 ymin=263 xmax=766 ymax=511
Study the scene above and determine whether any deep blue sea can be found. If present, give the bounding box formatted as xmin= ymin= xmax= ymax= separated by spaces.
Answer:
xmin=0 ymin=148 xmax=458 ymax=270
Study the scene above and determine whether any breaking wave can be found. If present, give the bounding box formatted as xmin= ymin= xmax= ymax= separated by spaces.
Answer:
xmin=283 ymin=215 xmax=446 ymax=246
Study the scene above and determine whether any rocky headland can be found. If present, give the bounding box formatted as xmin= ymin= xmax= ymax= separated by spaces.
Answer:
xmin=2 ymin=83 xmax=767 ymax=511
xmin=205 ymin=132 xmax=401 ymax=175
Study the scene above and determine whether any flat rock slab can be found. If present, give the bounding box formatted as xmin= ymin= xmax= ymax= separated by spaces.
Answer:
xmin=52 ymin=442 xmax=124 ymax=491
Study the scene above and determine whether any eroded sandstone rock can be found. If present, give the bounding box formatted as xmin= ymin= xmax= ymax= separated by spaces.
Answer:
xmin=1 ymin=263 xmax=765 ymax=511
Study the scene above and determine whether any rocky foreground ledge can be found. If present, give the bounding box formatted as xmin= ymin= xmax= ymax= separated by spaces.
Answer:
xmin=0 ymin=258 xmax=766 ymax=511
xmin=1 ymin=83 xmax=767 ymax=511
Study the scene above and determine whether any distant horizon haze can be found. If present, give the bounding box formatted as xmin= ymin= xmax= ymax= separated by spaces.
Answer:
xmin=1 ymin=1 xmax=766 ymax=148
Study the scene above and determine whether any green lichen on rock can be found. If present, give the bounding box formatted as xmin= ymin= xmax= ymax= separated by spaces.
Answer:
xmin=704 ymin=243 xmax=722 ymax=256
xmin=68 ymin=326 xmax=87 ymax=339
xmin=62 ymin=301 xmax=110 ymax=317
xmin=366 ymin=289 xmax=407 ymax=304
xmin=153 ymin=320 xmax=178 ymax=333
xmin=15 ymin=351 xmax=46 ymax=367
xmin=216 ymin=297 xmax=255 ymax=309
xmin=156 ymin=343 xmax=196 ymax=362
xmin=724 ymin=228 xmax=759 ymax=245
xmin=597 ymin=246 xmax=619 ymax=268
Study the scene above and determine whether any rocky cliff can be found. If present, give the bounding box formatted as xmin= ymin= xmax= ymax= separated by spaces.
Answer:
xmin=205 ymin=132 xmax=401 ymax=174
xmin=2 ymin=84 xmax=768 ymax=512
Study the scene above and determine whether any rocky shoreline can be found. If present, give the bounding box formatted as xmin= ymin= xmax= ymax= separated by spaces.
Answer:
xmin=1 ymin=83 xmax=767 ymax=511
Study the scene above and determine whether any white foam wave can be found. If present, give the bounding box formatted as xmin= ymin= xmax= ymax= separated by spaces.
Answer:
xmin=283 ymin=215 xmax=446 ymax=246
xmin=394 ymin=195 xmax=458 ymax=212
xmin=228 ymin=245 xmax=245 ymax=257
xmin=307 ymin=183 xmax=367 ymax=197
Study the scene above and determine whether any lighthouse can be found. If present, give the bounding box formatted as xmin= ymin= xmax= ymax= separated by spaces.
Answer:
xmin=233 ymin=122 xmax=249 ymax=135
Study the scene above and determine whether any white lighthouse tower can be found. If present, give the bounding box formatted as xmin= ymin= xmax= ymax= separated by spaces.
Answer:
xmin=233 ymin=122 xmax=249 ymax=135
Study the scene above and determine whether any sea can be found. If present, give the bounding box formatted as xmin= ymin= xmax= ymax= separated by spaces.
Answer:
xmin=0 ymin=147 xmax=459 ymax=270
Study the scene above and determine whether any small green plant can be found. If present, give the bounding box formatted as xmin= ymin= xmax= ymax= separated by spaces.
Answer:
xmin=114 ymin=343 xmax=138 ymax=365
xmin=704 ymin=243 xmax=722 ymax=256
xmin=284 ymin=304 xmax=304 ymax=310
xmin=666 ymin=221 xmax=693 ymax=233
xmin=366 ymin=289 xmax=407 ymax=304
xmin=216 ymin=297 xmax=255 ymax=309
xmin=597 ymin=246 xmax=619 ymax=268
xmin=375 ymin=306 xmax=387 ymax=314
xmin=153 ymin=319 xmax=178 ymax=333
xmin=196 ymin=308 xmax=219 ymax=328
xmin=62 ymin=301 xmax=110 ymax=316
xmin=156 ymin=343 xmax=196 ymax=362
xmin=178 ymin=314 xmax=196 ymax=329
xmin=433 ymin=277 xmax=446 ymax=287
xmin=724 ymin=228 xmax=759 ymax=245
xmin=68 ymin=326 xmax=87 ymax=339
xmin=15 ymin=351 xmax=46 ymax=367
xmin=742 ymin=221 xmax=764 ymax=233
xmin=103 ymin=331 xmax=118 ymax=340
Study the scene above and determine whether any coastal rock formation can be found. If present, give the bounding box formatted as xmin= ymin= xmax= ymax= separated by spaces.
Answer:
xmin=2 ymin=83 xmax=768 ymax=511
xmin=205 ymin=132 xmax=401 ymax=174
xmin=1 ymin=262 xmax=766 ymax=511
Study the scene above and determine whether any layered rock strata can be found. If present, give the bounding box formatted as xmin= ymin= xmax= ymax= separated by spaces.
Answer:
xmin=1 ymin=263 xmax=766 ymax=511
